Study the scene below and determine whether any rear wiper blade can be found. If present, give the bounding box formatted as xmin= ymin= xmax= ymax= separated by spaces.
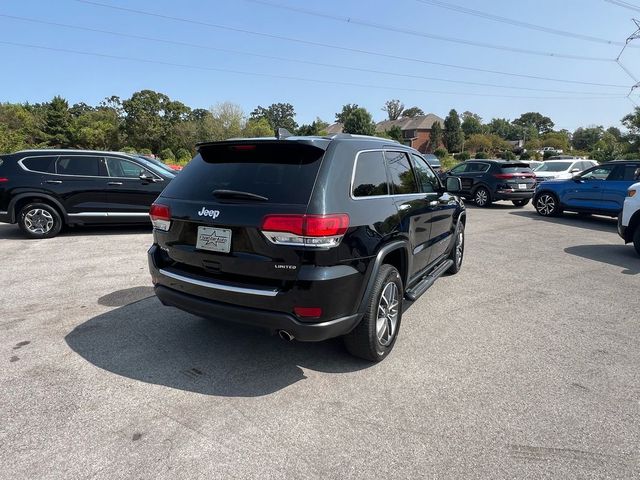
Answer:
xmin=212 ymin=189 xmax=269 ymax=201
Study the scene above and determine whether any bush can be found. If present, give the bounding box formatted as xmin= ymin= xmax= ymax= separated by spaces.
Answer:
xmin=454 ymin=151 xmax=471 ymax=161
xmin=543 ymin=151 xmax=556 ymax=160
xmin=440 ymin=155 xmax=459 ymax=171
xmin=175 ymin=148 xmax=192 ymax=162
xmin=139 ymin=148 xmax=153 ymax=155
xmin=500 ymin=150 xmax=516 ymax=160
xmin=620 ymin=152 xmax=639 ymax=160
xmin=120 ymin=146 xmax=137 ymax=154
xmin=159 ymin=148 xmax=175 ymax=161
xmin=434 ymin=148 xmax=448 ymax=159
xmin=474 ymin=151 xmax=489 ymax=159
xmin=519 ymin=151 xmax=531 ymax=160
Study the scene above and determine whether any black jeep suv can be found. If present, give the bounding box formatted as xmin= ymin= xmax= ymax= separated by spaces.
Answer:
xmin=444 ymin=159 xmax=536 ymax=207
xmin=0 ymin=149 xmax=175 ymax=238
xmin=148 ymin=135 xmax=466 ymax=361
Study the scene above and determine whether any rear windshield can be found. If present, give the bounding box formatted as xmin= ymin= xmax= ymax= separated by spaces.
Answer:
xmin=500 ymin=163 xmax=533 ymax=174
xmin=160 ymin=142 xmax=324 ymax=204
xmin=534 ymin=161 xmax=572 ymax=172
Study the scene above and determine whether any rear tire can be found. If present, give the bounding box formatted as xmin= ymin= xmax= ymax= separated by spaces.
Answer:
xmin=534 ymin=193 xmax=561 ymax=217
xmin=447 ymin=222 xmax=464 ymax=274
xmin=344 ymin=264 xmax=403 ymax=362
xmin=633 ymin=227 xmax=640 ymax=256
xmin=17 ymin=202 xmax=63 ymax=238
xmin=474 ymin=187 xmax=491 ymax=207
xmin=512 ymin=199 xmax=530 ymax=207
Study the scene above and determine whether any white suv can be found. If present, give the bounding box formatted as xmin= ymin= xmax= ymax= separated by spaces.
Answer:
xmin=618 ymin=181 xmax=640 ymax=256
xmin=534 ymin=159 xmax=597 ymax=182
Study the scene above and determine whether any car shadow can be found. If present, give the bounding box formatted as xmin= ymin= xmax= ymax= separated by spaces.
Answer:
xmin=464 ymin=202 xmax=527 ymax=210
xmin=510 ymin=210 xmax=618 ymax=233
xmin=0 ymin=223 xmax=151 ymax=239
xmin=564 ymin=244 xmax=640 ymax=275
xmin=65 ymin=296 xmax=372 ymax=397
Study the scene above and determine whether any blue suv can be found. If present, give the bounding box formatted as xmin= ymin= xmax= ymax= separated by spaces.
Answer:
xmin=533 ymin=160 xmax=640 ymax=217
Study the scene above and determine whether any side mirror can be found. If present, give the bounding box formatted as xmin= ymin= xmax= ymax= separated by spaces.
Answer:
xmin=446 ymin=176 xmax=462 ymax=193
xmin=570 ymin=168 xmax=580 ymax=173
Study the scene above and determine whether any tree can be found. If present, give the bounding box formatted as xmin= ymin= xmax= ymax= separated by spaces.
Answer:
xmin=487 ymin=118 xmax=517 ymax=140
xmin=465 ymin=133 xmax=492 ymax=153
xmin=382 ymin=99 xmax=404 ymax=121
xmin=335 ymin=104 xmax=360 ymax=124
xmin=402 ymin=107 xmax=424 ymax=118
xmin=572 ymin=126 xmax=603 ymax=151
xmin=342 ymin=107 xmax=376 ymax=135
xmin=159 ymin=148 xmax=175 ymax=161
xmin=513 ymin=112 xmax=554 ymax=135
xmin=429 ymin=121 xmax=443 ymax=151
xmin=44 ymin=96 xmax=71 ymax=147
xmin=385 ymin=125 xmax=403 ymax=142
xmin=591 ymin=132 xmax=622 ymax=163
xmin=210 ymin=102 xmax=244 ymax=140
xmin=250 ymin=103 xmax=297 ymax=134
xmin=69 ymin=108 xmax=121 ymax=150
xmin=297 ymin=117 xmax=329 ymax=136
xmin=541 ymin=131 xmax=570 ymax=152
xmin=243 ymin=117 xmax=274 ymax=138
xmin=443 ymin=109 xmax=464 ymax=152
xmin=461 ymin=111 xmax=483 ymax=137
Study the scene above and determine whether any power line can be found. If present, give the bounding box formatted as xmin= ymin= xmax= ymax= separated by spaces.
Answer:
xmin=416 ymin=0 xmax=638 ymax=48
xmin=0 ymin=13 xmax=625 ymax=96
xmin=605 ymin=0 xmax=640 ymax=13
xmin=244 ymin=0 xmax=614 ymax=62
xmin=68 ymin=0 xmax=627 ymax=88
xmin=0 ymin=40 xmax=625 ymax=101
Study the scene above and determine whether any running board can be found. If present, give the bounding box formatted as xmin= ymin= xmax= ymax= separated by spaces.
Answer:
xmin=404 ymin=259 xmax=453 ymax=301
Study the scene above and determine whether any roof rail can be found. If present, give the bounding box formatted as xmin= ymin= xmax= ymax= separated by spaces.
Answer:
xmin=323 ymin=133 xmax=400 ymax=143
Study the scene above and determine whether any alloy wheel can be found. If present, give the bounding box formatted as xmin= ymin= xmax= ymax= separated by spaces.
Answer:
xmin=24 ymin=208 xmax=54 ymax=235
xmin=536 ymin=195 xmax=556 ymax=216
xmin=455 ymin=228 xmax=464 ymax=268
xmin=475 ymin=189 xmax=488 ymax=206
xmin=376 ymin=282 xmax=399 ymax=347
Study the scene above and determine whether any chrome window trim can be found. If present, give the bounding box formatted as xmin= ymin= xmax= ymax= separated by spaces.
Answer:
xmin=350 ymin=148 xmax=426 ymax=201
xmin=18 ymin=154 xmax=163 ymax=180
xmin=158 ymin=268 xmax=279 ymax=297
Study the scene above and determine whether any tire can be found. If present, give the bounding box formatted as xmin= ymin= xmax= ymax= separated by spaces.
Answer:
xmin=447 ymin=221 xmax=464 ymax=275
xmin=17 ymin=202 xmax=63 ymax=238
xmin=473 ymin=187 xmax=491 ymax=207
xmin=344 ymin=264 xmax=403 ymax=362
xmin=634 ymin=227 xmax=640 ymax=256
xmin=534 ymin=193 xmax=561 ymax=217
xmin=512 ymin=199 xmax=530 ymax=207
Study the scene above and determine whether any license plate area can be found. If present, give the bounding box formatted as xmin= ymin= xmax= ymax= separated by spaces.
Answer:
xmin=196 ymin=226 xmax=232 ymax=253
xmin=518 ymin=183 xmax=527 ymax=189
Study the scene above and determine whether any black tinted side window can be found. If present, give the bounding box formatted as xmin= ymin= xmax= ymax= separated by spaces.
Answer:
xmin=353 ymin=151 xmax=389 ymax=197
xmin=22 ymin=156 xmax=56 ymax=173
xmin=386 ymin=151 xmax=418 ymax=194
xmin=56 ymin=156 xmax=101 ymax=176
xmin=411 ymin=154 xmax=440 ymax=193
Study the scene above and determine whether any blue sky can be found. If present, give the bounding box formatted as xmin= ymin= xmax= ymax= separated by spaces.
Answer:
xmin=1 ymin=0 xmax=640 ymax=130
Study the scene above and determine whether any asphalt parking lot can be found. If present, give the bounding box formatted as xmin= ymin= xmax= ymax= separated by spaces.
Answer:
xmin=1 ymin=204 xmax=639 ymax=479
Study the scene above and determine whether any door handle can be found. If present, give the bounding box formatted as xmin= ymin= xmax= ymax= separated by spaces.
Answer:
xmin=398 ymin=204 xmax=411 ymax=210
xmin=429 ymin=200 xmax=438 ymax=207
xmin=45 ymin=180 xmax=62 ymax=184
xmin=107 ymin=182 xmax=123 ymax=186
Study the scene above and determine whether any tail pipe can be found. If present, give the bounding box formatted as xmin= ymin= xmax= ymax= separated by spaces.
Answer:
xmin=278 ymin=330 xmax=295 ymax=341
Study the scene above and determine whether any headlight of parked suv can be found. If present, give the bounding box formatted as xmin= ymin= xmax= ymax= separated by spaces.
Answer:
xmin=629 ymin=189 xmax=637 ymax=197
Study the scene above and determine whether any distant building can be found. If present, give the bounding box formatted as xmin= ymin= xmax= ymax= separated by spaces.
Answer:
xmin=324 ymin=114 xmax=444 ymax=154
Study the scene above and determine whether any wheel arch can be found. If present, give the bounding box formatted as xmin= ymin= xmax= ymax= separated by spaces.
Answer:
xmin=627 ymin=209 xmax=640 ymax=241
xmin=357 ymin=240 xmax=410 ymax=315
xmin=9 ymin=193 xmax=67 ymax=224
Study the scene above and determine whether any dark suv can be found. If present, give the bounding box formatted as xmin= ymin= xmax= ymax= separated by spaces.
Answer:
xmin=0 ymin=149 xmax=175 ymax=238
xmin=444 ymin=160 xmax=536 ymax=207
xmin=148 ymin=134 xmax=466 ymax=361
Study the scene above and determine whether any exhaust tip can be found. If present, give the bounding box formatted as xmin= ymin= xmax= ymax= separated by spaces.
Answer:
xmin=278 ymin=330 xmax=294 ymax=341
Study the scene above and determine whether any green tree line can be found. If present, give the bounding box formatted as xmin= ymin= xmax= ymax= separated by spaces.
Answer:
xmin=2 ymin=90 xmax=639 ymax=165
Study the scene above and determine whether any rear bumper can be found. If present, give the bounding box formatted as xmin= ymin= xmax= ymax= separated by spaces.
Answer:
xmin=494 ymin=190 xmax=535 ymax=200
xmin=148 ymin=244 xmax=366 ymax=341
xmin=154 ymin=285 xmax=362 ymax=341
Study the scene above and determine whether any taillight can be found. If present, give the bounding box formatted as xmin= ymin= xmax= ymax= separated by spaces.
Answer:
xmin=493 ymin=173 xmax=514 ymax=179
xmin=261 ymin=214 xmax=349 ymax=248
xmin=149 ymin=203 xmax=171 ymax=231
xmin=294 ymin=306 xmax=323 ymax=318
xmin=0 ymin=177 xmax=8 ymax=183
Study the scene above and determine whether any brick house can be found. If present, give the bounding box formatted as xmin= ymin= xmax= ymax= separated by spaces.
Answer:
xmin=325 ymin=114 xmax=444 ymax=154
xmin=376 ymin=114 xmax=444 ymax=153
